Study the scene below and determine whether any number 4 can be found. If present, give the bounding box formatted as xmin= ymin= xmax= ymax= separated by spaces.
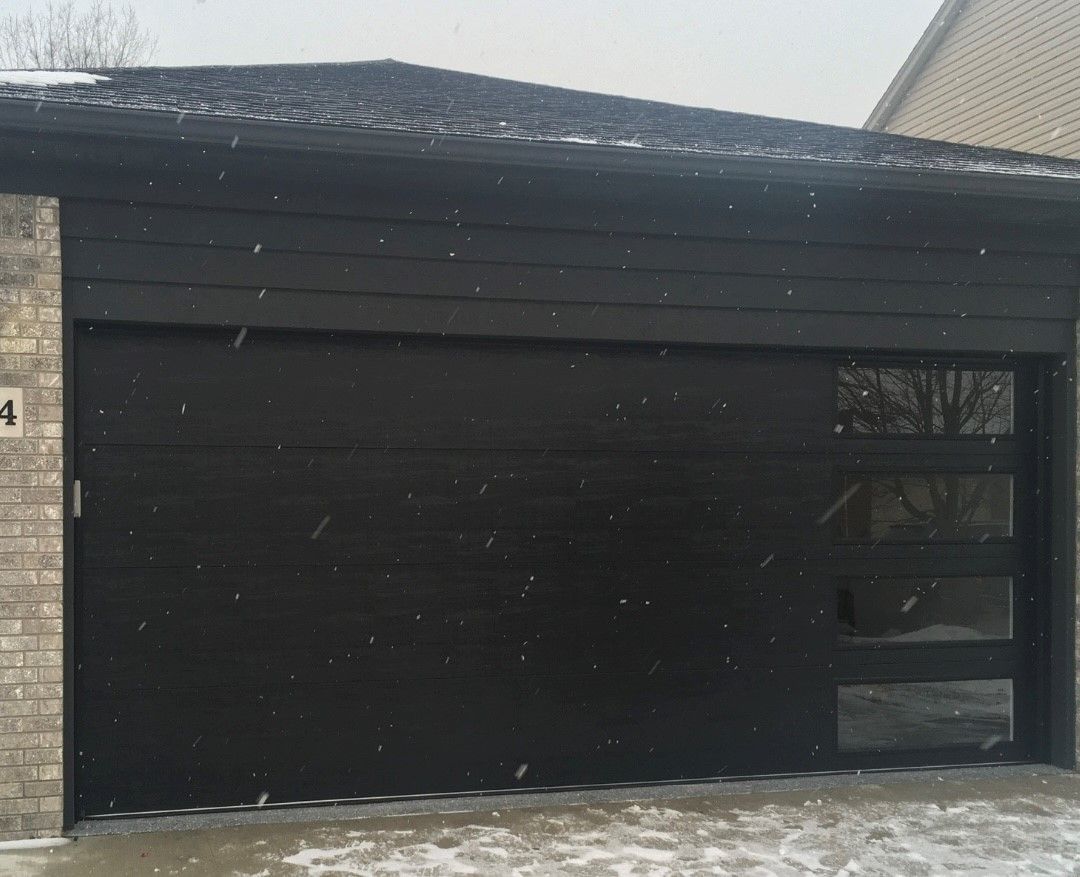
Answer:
xmin=0 ymin=399 xmax=16 ymax=427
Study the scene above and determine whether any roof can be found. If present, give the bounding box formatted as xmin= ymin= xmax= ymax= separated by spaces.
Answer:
xmin=2 ymin=58 xmax=1080 ymax=184
xmin=864 ymin=0 xmax=965 ymax=132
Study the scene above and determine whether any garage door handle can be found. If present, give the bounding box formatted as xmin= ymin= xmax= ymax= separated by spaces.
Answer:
xmin=73 ymin=479 xmax=81 ymax=519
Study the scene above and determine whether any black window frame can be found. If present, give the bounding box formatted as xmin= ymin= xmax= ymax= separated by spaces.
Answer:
xmin=836 ymin=573 xmax=1015 ymax=650
xmin=827 ymin=356 xmax=1042 ymax=770
xmin=835 ymin=361 xmax=1017 ymax=439
xmin=836 ymin=677 xmax=1016 ymax=754
xmin=831 ymin=469 xmax=1018 ymax=545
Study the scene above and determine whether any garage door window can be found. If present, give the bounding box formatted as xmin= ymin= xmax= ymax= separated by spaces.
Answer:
xmin=837 ymin=365 xmax=1013 ymax=435
xmin=838 ymin=679 xmax=1014 ymax=752
xmin=832 ymin=358 xmax=1030 ymax=765
xmin=838 ymin=473 xmax=1013 ymax=541
xmin=838 ymin=576 xmax=1012 ymax=645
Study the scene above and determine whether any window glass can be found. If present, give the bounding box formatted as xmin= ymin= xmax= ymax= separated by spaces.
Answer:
xmin=838 ymin=576 xmax=1011 ymax=644
xmin=837 ymin=366 xmax=1013 ymax=436
xmin=838 ymin=679 xmax=1013 ymax=752
xmin=838 ymin=473 xmax=1013 ymax=541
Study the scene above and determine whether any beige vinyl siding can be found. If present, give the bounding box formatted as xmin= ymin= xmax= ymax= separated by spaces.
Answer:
xmin=886 ymin=2 xmax=1077 ymax=121
xmin=890 ymin=1 xmax=1077 ymax=116
xmin=896 ymin=13 xmax=1080 ymax=128
xmin=882 ymin=0 xmax=1080 ymax=159
xmin=889 ymin=5 xmax=1078 ymax=131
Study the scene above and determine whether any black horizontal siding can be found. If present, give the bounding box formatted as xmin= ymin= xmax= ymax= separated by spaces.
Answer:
xmin=61 ymin=191 xmax=1077 ymax=355
xmin=62 ymin=200 xmax=1077 ymax=284
xmin=62 ymin=240 xmax=1076 ymax=311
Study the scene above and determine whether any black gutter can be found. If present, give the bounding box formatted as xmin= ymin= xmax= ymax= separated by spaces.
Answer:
xmin=2 ymin=97 xmax=1080 ymax=204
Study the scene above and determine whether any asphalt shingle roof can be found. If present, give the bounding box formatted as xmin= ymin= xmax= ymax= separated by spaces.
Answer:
xmin=2 ymin=59 xmax=1080 ymax=181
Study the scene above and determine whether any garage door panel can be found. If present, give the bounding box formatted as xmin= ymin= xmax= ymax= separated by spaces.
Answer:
xmin=79 ymin=446 xmax=832 ymax=567
xmin=79 ymin=563 xmax=827 ymax=689
xmin=77 ymin=327 xmax=833 ymax=452
xmin=78 ymin=618 xmax=826 ymax=692
xmin=77 ymin=678 xmax=523 ymax=814
xmin=513 ymin=668 xmax=829 ymax=782
xmin=495 ymin=569 xmax=831 ymax=671
xmin=77 ymin=668 xmax=829 ymax=815
xmin=79 ymin=565 xmax=497 ymax=630
xmin=80 ymin=647 xmax=831 ymax=697
xmin=496 ymin=629 xmax=827 ymax=676
xmin=79 ymin=646 xmax=506 ymax=691
xmin=79 ymin=564 xmax=501 ymax=689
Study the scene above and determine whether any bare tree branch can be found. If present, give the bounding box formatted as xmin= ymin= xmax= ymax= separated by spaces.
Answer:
xmin=0 ymin=1 xmax=156 ymax=69
xmin=838 ymin=365 xmax=1011 ymax=436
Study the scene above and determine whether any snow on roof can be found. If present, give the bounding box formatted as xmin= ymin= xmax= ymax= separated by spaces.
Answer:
xmin=0 ymin=71 xmax=109 ymax=87
xmin=0 ymin=59 xmax=1078 ymax=182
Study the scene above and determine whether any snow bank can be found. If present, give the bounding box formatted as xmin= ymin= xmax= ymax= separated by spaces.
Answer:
xmin=0 ymin=837 xmax=71 ymax=851
xmin=0 ymin=71 xmax=109 ymax=87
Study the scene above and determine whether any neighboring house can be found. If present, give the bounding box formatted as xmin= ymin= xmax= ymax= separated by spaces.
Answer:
xmin=0 ymin=59 xmax=1077 ymax=840
xmin=866 ymin=0 xmax=1080 ymax=158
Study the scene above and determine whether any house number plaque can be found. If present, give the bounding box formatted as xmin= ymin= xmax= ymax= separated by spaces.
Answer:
xmin=0 ymin=389 xmax=24 ymax=438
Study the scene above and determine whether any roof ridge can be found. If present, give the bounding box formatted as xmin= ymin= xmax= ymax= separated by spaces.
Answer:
xmin=17 ymin=57 xmax=795 ymax=124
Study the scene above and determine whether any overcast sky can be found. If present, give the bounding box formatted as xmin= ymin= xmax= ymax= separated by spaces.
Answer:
xmin=9 ymin=0 xmax=942 ymax=127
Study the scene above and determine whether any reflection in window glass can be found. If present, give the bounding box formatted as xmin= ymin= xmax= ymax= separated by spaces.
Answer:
xmin=838 ymin=473 xmax=1013 ymax=541
xmin=838 ymin=577 xmax=1012 ymax=644
xmin=838 ymin=679 xmax=1013 ymax=752
xmin=837 ymin=366 xmax=1013 ymax=435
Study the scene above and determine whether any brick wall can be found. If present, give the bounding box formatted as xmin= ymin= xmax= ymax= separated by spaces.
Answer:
xmin=0 ymin=193 xmax=63 ymax=839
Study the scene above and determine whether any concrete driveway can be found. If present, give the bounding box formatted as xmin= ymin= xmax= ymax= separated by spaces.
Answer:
xmin=2 ymin=770 xmax=1079 ymax=876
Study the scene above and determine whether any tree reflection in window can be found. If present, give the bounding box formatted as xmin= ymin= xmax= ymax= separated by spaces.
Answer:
xmin=837 ymin=366 xmax=1013 ymax=435
xmin=839 ymin=473 xmax=1013 ymax=541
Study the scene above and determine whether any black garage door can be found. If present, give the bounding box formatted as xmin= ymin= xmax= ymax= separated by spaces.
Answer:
xmin=74 ymin=325 xmax=1039 ymax=817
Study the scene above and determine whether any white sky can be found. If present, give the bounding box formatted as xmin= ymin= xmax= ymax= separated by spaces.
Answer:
xmin=7 ymin=0 xmax=943 ymax=127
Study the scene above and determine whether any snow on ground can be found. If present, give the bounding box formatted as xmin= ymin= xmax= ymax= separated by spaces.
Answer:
xmin=0 ymin=71 xmax=109 ymax=87
xmin=3 ymin=774 xmax=1079 ymax=876
xmin=270 ymin=780 xmax=1080 ymax=876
